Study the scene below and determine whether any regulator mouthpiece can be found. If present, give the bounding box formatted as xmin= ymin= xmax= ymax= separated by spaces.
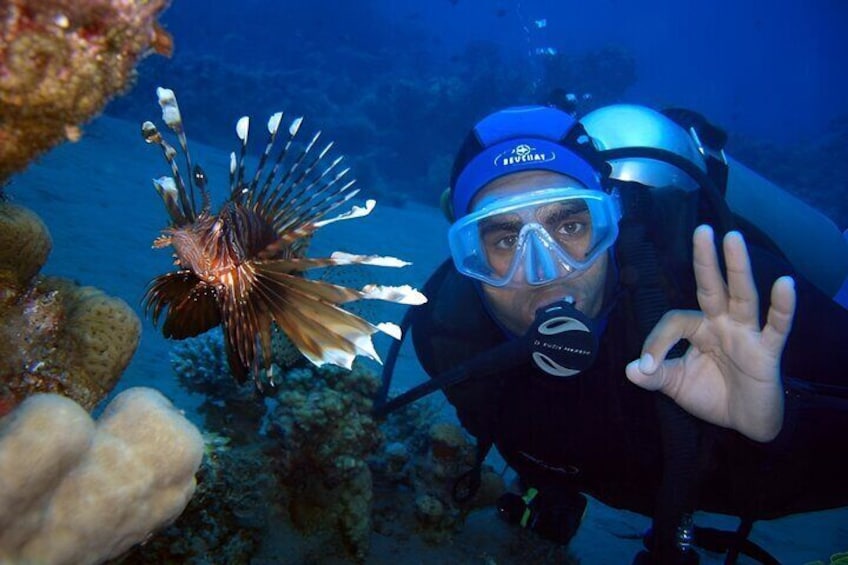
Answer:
xmin=529 ymin=298 xmax=598 ymax=377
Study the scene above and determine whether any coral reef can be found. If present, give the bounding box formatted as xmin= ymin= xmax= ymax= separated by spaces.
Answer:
xmin=0 ymin=201 xmax=141 ymax=417
xmin=118 ymin=343 xmax=588 ymax=560
xmin=165 ymin=333 xmax=387 ymax=562
xmin=268 ymin=362 xmax=383 ymax=561
xmin=371 ymin=419 xmax=506 ymax=545
xmin=0 ymin=0 xmax=172 ymax=182
xmin=0 ymin=200 xmax=52 ymax=289
xmin=113 ymin=434 xmax=280 ymax=564
xmin=0 ymin=387 xmax=204 ymax=564
xmin=169 ymin=327 xmax=301 ymax=445
xmin=165 ymin=328 xmax=502 ymax=561
xmin=265 ymin=363 xmax=506 ymax=559
xmin=148 ymin=323 xmax=579 ymax=562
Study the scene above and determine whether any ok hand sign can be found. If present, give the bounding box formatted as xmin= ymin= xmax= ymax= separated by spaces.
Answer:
xmin=625 ymin=225 xmax=796 ymax=442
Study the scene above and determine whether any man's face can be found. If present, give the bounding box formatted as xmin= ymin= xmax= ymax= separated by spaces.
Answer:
xmin=472 ymin=170 xmax=610 ymax=335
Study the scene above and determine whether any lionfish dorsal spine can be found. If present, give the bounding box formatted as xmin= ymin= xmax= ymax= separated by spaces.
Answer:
xmin=274 ymin=178 xmax=359 ymax=237
xmin=152 ymin=176 xmax=186 ymax=224
xmin=262 ymin=135 xmax=343 ymax=222
xmin=142 ymin=120 xmax=192 ymax=225
xmin=230 ymin=116 xmax=251 ymax=202
xmin=251 ymin=116 xmax=302 ymax=207
xmin=156 ymin=87 xmax=198 ymax=222
xmin=228 ymin=152 xmax=237 ymax=195
xmin=287 ymin=140 xmax=335 ymax=197
xmin=273 ymin=168 xmax=355 ymax=230
xmin=246 ymin=112 xmax=284 ymax=196
xmin=267 ymin=129 xmax=323 ymax=206
xmin=264 ymin=141 xmax=335 ymax=220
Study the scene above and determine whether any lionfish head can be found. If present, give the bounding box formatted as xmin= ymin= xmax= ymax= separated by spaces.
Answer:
xmin=141 ymin=87 xmax=426 ymax=386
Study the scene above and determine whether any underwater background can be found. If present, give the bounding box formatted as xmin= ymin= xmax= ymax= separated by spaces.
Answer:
xmin=5 ymin=0 xmax=848 ymax=562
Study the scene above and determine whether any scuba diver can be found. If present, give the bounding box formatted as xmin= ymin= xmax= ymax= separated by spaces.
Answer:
xmin=375 ymin=103 xmax=848 ymax=563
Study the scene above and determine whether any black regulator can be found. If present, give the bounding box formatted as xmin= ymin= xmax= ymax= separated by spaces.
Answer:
xmin=528 ymin=297 xmax=599 ymax=377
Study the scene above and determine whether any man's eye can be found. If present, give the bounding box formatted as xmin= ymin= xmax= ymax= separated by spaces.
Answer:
xmin=558 ymin=222 xmax=585 ymax=237
xmin=494 ymin=234 xmax=518 ymax=250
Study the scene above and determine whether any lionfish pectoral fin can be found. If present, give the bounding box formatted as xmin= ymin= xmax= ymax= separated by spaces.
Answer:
xmin=328 ymin=251 xmax=413 ymax=269
xmin=275 ymin=303 xmax=379 ymax=369
xmin=222 ymin=333 xmax=250 ymax=384
xmin=261 ymin=257 xmax=428 ymax=309
xmin=143 ymin=272 xmax=222 ymax=339
xmin=376 ymin=322 xmax=402 ymax=340
xmin=220 ymin=273 xmax=279 ymax=386
xmin=251 ymin=263 xmax=425 ymax=369
xmin=311 ymin=198 xmax=376 ymax=229
xmin=358 ymin=284 xmax=428 ymax=305
xmin=253 ymin=266 xmax=389 ymax=369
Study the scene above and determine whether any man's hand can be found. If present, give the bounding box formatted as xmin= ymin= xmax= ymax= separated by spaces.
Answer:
xmin=625 ymin=225 xmax=796 ymax=441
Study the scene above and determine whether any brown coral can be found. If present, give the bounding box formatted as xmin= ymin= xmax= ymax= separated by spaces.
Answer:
xmin=0 ymin=0 xmax=172 ymax=182
xmin=0 ymin=202 xmax=140 ymax=416
xmin=269 ymin=363 xmax=383 ymax=561
xmin=0 ymin=276 xmax=141 ymax=416
xmin=0 ymin=202 xmax=52 ymax=291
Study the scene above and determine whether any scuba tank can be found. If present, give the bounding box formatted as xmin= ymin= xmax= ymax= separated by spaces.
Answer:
xmin=580 ymin=104 xmax=848 ymax=308
xmin=724 ymin=155 xmax=848 ymax=301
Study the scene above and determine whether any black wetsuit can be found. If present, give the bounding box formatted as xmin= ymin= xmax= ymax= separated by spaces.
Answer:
xmin=411 ymin=239 xmax=848 ymax=551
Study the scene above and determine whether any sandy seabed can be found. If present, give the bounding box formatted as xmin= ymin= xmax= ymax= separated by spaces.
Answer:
xmin=8 ymin=114 xmax=847 ymax=564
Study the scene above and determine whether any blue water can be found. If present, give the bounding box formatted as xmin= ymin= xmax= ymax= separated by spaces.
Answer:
xmin=105 ymin=0 xmax=848 ymax=225
xmin=152 ymin=0 xmax=847 ymax=142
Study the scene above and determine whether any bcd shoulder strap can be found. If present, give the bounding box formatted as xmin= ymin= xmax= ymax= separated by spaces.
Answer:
xmin=616 ymin=181 xmax=712 ymax=555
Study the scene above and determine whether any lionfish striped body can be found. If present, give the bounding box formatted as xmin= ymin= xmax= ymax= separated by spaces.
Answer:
xmin=141 ymin=87 xmax=425 ymax=386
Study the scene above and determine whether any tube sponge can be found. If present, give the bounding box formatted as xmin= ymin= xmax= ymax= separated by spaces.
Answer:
xmin=0 ymin=387 xmax=204 ymax=564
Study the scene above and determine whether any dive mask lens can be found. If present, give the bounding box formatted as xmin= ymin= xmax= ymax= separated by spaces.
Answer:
xmin=448 ymin=187 xmax=621 ymax=287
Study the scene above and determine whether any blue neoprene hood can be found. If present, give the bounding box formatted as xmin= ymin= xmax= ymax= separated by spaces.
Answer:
xmin=451 ymin=106 xmax=603 ymax=217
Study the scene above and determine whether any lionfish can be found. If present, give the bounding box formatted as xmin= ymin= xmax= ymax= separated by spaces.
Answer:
xmin=141 ymin=87 xmax=426 ymax=386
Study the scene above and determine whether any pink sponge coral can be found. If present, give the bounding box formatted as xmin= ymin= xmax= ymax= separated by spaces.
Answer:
xmin=0 ymin=387 xmax=204 ymax=564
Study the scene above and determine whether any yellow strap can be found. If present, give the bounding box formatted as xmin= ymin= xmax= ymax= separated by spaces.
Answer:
xmin=519 ymin=488 xmax=539 ymax=528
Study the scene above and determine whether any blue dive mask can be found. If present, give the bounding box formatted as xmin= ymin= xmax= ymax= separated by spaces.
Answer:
xmin=448 ymin=186 xmax=621 ymax=288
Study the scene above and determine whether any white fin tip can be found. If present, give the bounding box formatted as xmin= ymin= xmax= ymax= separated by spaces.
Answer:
xmin=268 ymin=112 xmax=283 ymax=134
xmin=289 ymin=116 xmax=303 ymax=136
xmin=236 ymin=116 xmax=250 ymax=142
xmin=313 ymin=199 xmax=376 ymax=228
